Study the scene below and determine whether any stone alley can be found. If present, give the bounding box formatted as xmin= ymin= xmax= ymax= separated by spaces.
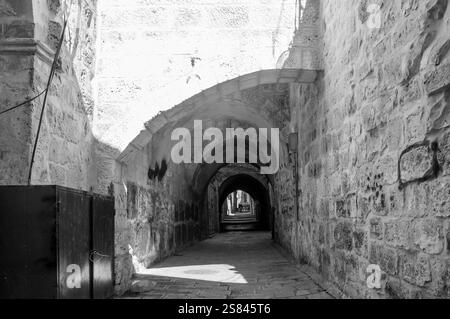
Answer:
xmin=1 ymin=0 xmax=450 ymax=300
xmin=122 ymin=232 xmax=335 ymax=299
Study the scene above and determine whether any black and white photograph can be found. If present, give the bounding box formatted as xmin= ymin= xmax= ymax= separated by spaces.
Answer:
xmin=0 ymin=0 xmax=449 ymax=307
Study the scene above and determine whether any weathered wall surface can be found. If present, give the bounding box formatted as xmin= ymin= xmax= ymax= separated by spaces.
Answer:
xmin=31 ymin=0 xmax=98 ymax=190
xmin=114 ymin=76 xmax=299 ymax=294
xmin=284 ymin=0 xmax=450 ymax=299
xmin=275 ymin=81 xmax=319 ymax=261
xmin=0 ymin=0 xmax=35 ymax=184
xmin=113 ymin=148 xmax=203 ymax=295
xmin=0 ymin=0 xmax=98 ymax=190
xmin=283 ymin=0 xmax=323 ymax=69
xmin=206 ymin=178 xmax=220 ymax=236
xmin=95 ymin=0 xmax=297 ymax=152
xmin=207 ymin=164 xmax=273 ymax=234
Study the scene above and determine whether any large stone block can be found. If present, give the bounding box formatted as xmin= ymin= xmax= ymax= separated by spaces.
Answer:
xmin=335 ymin=198 xmax=350 ymax=218
xmin=370 ymin=218 xmax=383 ymax=240
xmin=399 ymin=142 xmax=439 ymax=188
xmin=438 ymin=130 xmax=450 ymax=176
xmin=356 ymin=194 xmax=370 ymax=223
xmin=383 ymin=118 xmax=403 ymax=152
xmin=401 ymin=31 xmax=436 ymax=84
xmin=398 ymin=77 xmax=422 ymax=106
xmin=412 ymin=219 xmax=445 ymax=254
xmin=428 ymin=257 xmax=449 ymax=297
xmin=403 ymin=182 xmax=429 ymax=217
xmin=428 ymin=91 xmax=450 ymax=134
xmin=353 ymin=228 xmax=368 ymax=257
xmin=405 ymin=111 xmax=427 ymax=144
xmin=425 ymin=63 xmax=450 ymax=95
xmin=399 ymin=251 xmax=432 ymax=287
xmin=429 ymin=180 xmax=450 ymax=217
xmin=369 ymin=243 xmax=399 ymax=275
xmin=333 ymin=222 xmax=353 ymax=251
xmin=384 ymin=220 xmax=410 ymax=249
xmin=387 ymin=186 xmax=404 ymax=216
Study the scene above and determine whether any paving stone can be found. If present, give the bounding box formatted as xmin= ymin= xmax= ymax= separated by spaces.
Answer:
xmin=120 ymin=232 xmax=335 ymax=299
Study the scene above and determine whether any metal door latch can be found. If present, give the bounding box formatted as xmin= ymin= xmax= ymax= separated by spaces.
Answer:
xmin=89 ymin=250 xmax=111 ymax=262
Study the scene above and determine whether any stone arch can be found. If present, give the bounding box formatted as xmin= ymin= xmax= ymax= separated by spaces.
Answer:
xmin=117 ymin=69 xmax=318 ymax=166
xmin=115 ymin=68 xmax=318 ymax=288
xmin=199 ymin=163 xmax=273 ymax=235
xmin=218 ymin=173 xmax=272 ymax=231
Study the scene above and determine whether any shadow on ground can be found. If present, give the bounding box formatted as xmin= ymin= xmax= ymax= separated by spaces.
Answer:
xmin=121 ymin=232 xmax=335 ymax=299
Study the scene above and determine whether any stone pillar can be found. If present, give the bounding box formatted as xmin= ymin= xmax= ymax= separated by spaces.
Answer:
xmin=0 ymin=0 xmax=36 ymax=184
xmin=0 ymin=0 xmax=98 ymax=190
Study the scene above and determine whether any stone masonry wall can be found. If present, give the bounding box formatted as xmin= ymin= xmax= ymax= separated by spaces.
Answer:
xmin=0 ymin=0 xmax=98 ymax=190
xmin=113 ymin=145 xmax=203 ymax=295
xmin=285 ymin=0 xmax=450 ymax=299
xmin=95 ymin=0 xmax=297 ymax=152
xmin=31 ymin=0 xmax=98 ymax=189
xmin=206 ymin=164 xmax=272 ymax=235
xmin=0 ymin=0 xmax=35 ymax=184
xmin=276 ymin=81 xmax=320 ymax=261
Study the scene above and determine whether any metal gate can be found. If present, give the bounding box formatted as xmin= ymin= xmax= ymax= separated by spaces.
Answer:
xmin=0 ymin=186 xmax=115 ymax=299
xmin=91 ymin=194 xmax=115 ymax=299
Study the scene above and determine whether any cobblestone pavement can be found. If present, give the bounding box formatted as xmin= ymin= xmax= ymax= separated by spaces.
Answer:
xmin=122 ymin=232 xmax=336 ymax=299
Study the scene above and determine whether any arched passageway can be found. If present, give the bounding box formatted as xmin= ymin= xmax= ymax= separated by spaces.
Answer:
xmin=218 ymin=174 xmax=272 ymax=232
xmin=114 ymin=69 xmax=318 ymax=286
xmin=222 ymin=189 xmax=259 ymax=231
xmin=1 ymin=0 xmax=448 ymax=301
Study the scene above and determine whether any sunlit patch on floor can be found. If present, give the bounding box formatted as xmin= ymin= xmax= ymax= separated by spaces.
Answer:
xmin=138 ymin=264 xmax=248 ymax=284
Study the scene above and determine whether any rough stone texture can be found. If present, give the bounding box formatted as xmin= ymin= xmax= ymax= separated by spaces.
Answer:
xmin=2 ymin=0 xmax=450 ymax=299
xmin=113 ymin=143 xmax=204 ymax=295
xmin=114 ymin=79 xmax=299 ymax=294
xmin=399 ymin=143 xmax=438 ymax=185
xmin=206 ymin=164 xmax=273 ymax=234
xmin=280 ymin=0 xmax=450 ymax=299
xmin=32 ymin=0 xmax=98 ymax=190
xmin=0 ymin=1 xmax=35 ymax=184
xmin=283 ymin=0 xmax=323 ymax=69
xmin=0 ymin=0 xmax=98 ymax=190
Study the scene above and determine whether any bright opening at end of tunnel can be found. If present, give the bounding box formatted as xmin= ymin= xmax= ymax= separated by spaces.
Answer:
xmin=137 ymin=264 xmax=248 ymax=284
xmin=225 ymin=190 xmax=255 ymax=217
